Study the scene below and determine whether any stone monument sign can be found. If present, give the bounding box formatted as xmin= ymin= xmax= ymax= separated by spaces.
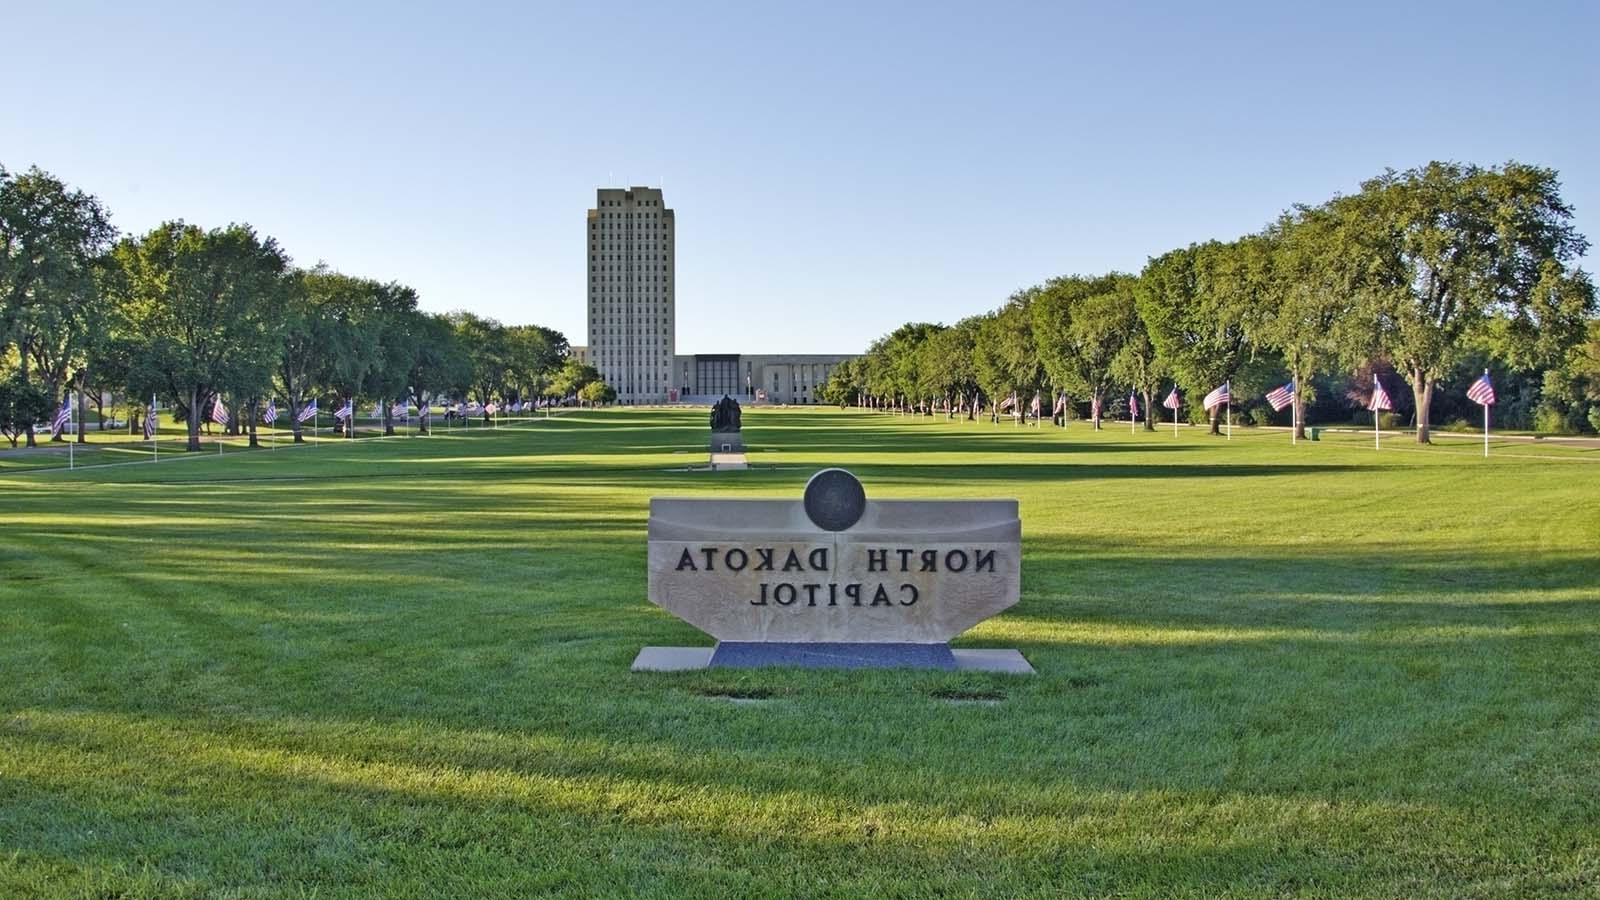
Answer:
xmin=633 ymin=468 xmax=1033 ymax=672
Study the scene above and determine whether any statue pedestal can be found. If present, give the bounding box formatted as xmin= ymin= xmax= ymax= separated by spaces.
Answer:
xmin=709 ymin=431 xmax=744 ymax=453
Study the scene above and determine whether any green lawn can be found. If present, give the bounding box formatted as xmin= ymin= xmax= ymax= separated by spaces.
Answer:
xmin=2 ymin=408 xmax=1597 ymax=897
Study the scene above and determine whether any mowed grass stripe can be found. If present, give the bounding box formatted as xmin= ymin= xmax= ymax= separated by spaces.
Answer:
xmin=1 ymin=407 xmax=1597 ymax=897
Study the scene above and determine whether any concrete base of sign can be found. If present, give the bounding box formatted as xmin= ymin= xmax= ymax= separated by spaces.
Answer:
xmin=949 ymin=648 xmax=1036 ymax=675
xmin=631 ymin=644 xmax=1034 ymax=674
xmin=709 ymin=431 xmax=744 ymax=453
xmin=713 ymin=641 xmax=957 ymax=669
xmin=709 ymin=452 xmax=748 ymax=470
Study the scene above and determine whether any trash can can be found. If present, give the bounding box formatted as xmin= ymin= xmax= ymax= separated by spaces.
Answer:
xmin=1309 ymin=427 xmax=1321 ymax=441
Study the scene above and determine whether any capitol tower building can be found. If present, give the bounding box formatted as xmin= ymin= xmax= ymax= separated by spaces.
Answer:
xmin=585 ymin=186 xmax=674 ymax=404
xmin=575 ymin=186 xmax=853 ymax=406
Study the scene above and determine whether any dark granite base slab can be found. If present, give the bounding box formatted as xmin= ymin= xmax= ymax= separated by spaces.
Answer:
xmin=709 ymin=641 xmax=957 ymax=670
xmin=631 ymin=646 xmax=1034 ymax=674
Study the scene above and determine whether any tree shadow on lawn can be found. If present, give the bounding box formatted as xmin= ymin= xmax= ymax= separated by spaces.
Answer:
xmin=8 ymin=619 xmax=1594 ymax=897
xmin=5 ymin=709 xmax=1470 ymax=896
xmin=7 ymin=533 xmax=1597 ymax=894
xmin=0 ymin=455 xmax=1396 ymax=508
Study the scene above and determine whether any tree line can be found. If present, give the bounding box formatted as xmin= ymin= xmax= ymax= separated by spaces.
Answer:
xmin=821 ymin=161 xmax=1598 ymax=442
xmin=0 ymin=164 xmax=608 ymax=450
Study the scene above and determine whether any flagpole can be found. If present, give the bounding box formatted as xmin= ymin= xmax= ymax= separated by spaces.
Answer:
xmin=1483 ymin=402 xmax=1489 ymax=458
xmin=1226 ymin=399 xmax=1231 ymax=440
xmin=1374 ymin=409 xmax=1380 ymax=450
xmin=152 ymin=394 xmax=158 ymax=463
xmin=69 ymin=397 xmax=75 ymax=470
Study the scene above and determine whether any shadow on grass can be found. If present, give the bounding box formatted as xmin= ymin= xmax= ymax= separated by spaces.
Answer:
xmin=2 ymin=407 xmax=1597 ymax=894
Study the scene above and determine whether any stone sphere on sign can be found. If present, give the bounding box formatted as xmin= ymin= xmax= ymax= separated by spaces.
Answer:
xmin=803 ymin=468 xmax=866 ymax=532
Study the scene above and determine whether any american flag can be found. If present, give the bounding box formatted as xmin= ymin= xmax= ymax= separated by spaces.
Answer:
xmin=1052 ymin=393 xmax=1065 ymax=415
xmin=999 ymin=394 xmax=1014 ymax=411
xmin=50 ymin=396 xmax=71 ymax=437
xmin=1029 ymin=393 xmax=1041 ymax=416
xmin=1203 ymin=382 xmax=1231 ymax=412
xmin=1368 ymin=376 xmax=1393 ymax=411
xmin=211 ymin=395 xmax=229 ymax=425
xmin=485 ymin=402 xmax=500 ymax=416
xmin=391 ymin=401 xmax=408 ymax=419
xmin=262 ymin=400 xmax=278 ymax=424
xmin=1467 ymin=372 xmax=1496 ymax=406
xmin=510 ymin=400 xmax=523 ymax=413
xmin=468 ymin=401 xmax=482 ymax=414
xmin=144 ymin=397 xmax=159 ymax=439
xmin=1163 ymin=386 xmax=1180 ymax=410
xmin=296 ymin=398 xmax=318 ymax=423
xmin=333 ymin=399 xmax=353 ymax=421
xmin=1128 ymin=392 xmax=1139 ymax=420
xmin=1091 ymin=396 xmax=1101 ymax=419
xmin=1265 ymin=381 xmax=1295 ymax=412
xmin=369 ymin=403 xmax=381 ymax=420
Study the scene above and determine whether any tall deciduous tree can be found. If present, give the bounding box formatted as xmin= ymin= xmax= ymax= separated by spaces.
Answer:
xmin=449 ymin=311 xmax=510 ymax=406
xmin=0 ymin=375 xmax=51 ymax=448
xmin=0 ymin=166 xmax=117 ymax=445
xmin=405 ymin=312 xmax=471 ymax=434
xmin=1034 ymin=274 xmax=1137 ymax=429
xmin=504 ymin=324 xmax=568 ymax=403
xmin=547 ymin=358 xmax=600 ymax=403
xmin=304 ymin=268 xmax=383 ymax=436
xmin=274 ymin=271 xmax=324 ymax=442
xmin=111 ymin=222 xmax=289 ymax=451
xmin=1254 ymin=205 xmax=1363 ymax=438
xmin=362 ymin=281 xmax=421 ymax=436
xmin=1346 ymin=162 xmax=1591 ymax=442
xmin=972 ymin=294 xmax=1043 ymax=420
xmin=921 ymin=318 xmax=979 ymax=418
xmin=1136 ymin=242 xmax=1256 ymax=434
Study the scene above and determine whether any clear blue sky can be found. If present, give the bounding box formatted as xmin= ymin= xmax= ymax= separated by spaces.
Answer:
xmin=4 ymin=1 xmax=1595 ymax=354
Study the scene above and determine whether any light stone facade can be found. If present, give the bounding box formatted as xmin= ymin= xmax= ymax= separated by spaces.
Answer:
xmin=587 ymin=187 xmax=674 ymax=404
xmin=583 ymin=187 xmax=854 ymax=405
xmin=672 ymin=354 xmax=853 ymax=405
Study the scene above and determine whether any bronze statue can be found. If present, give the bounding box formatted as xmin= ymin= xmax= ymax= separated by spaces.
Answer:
xmin=710 ymin=395 xmax=742 ymax=432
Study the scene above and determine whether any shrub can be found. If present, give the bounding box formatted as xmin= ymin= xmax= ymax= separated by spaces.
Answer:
xmin=1534 ymin=404 xmax=1578 ymax=435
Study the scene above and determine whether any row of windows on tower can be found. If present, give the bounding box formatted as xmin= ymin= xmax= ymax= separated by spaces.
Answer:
xmin=597 ymin=199 xmax=661 ymax=207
